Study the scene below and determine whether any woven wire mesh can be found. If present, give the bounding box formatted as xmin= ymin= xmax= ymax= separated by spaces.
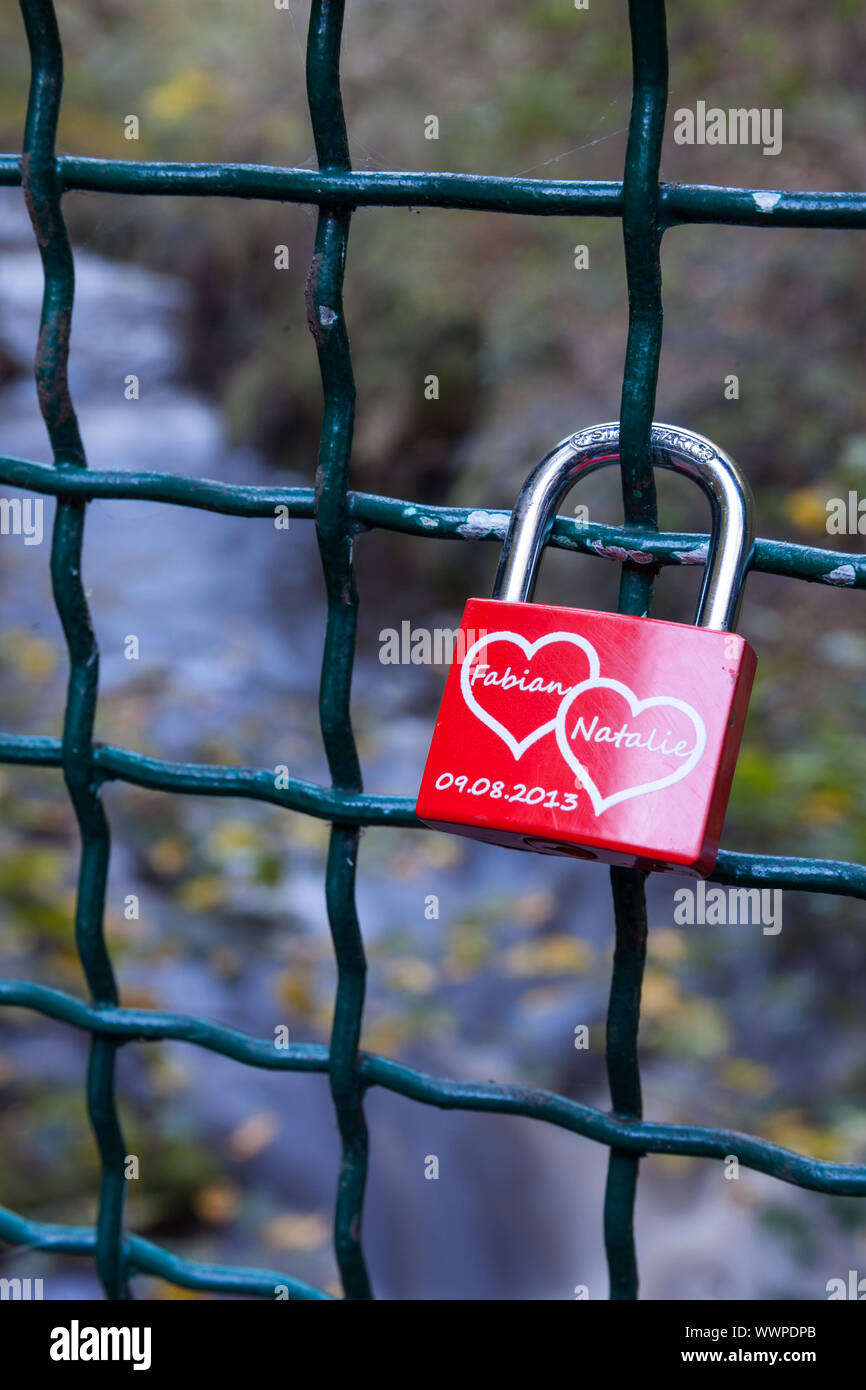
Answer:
xmin=0 ymin=0 xmax=865 ymax=1301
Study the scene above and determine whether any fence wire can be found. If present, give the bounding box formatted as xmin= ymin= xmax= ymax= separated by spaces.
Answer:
xmin=0 ymin=0 xmax=865 ymax=1301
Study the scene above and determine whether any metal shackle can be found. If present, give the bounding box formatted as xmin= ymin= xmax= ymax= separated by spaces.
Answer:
xmin=492 ymin=422 xmax=755 ymax=632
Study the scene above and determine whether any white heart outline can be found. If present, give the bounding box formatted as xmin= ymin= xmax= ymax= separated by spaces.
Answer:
xmin=460 ymin=629 xmax=601 ymax=760
xmin=554 ymin=676 xmax=707 ymax=815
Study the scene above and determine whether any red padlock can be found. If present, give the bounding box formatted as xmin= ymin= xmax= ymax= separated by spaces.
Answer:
xmin=416 ymin=422 xmax=757 ymax=876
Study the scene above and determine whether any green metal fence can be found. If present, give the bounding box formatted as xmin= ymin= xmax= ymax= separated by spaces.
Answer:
xmin=0 ymin=0 xmax=864 ymax=1301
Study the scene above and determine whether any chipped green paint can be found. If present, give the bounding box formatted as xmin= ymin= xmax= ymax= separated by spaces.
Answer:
xmin=0 ymin=458 xmax=862 ymax=586
xmin=0 ymin=0 xmax=865 ymax=1304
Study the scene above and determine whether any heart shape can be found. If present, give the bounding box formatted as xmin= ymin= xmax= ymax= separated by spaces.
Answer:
xmin=554 ymin=676 xmax=707 ymax=814
xmin=460 ymin=629 xmax=601 ymax=760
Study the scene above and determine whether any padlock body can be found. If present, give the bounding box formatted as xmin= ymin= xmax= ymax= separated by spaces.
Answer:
xmin=415 ymin=598 xmax=757 ymax=875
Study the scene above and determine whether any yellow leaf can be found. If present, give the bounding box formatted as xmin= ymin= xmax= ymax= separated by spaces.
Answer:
xmin=362 ymin=1014 xmax=412 ymax=1055
xmin=639 ymin=967 xmax=682 ymax=1021
xmin=503 ymin=933 xmax=594 ymax=978
xmin=763 ymin=1110 xmax=842 ymax=1161
xmin=664 ymin=998 xmax=729 ymax=1059
xmin=800 ymin=788 xmax=851 ymax=826
xmin=147 ymin=837 xmax=189 ymax=879
xmin=119 ymin=985 xmax=161 ymax=1011
xmin=649 ymin=927 xmax=688 ymax=962
xmin=784 ymin=488 xmax=828 ymax=532
xmin=384 ymin=957 xmax=438 ymax=994
xmin=385 ymin=851 xmax=423 ymax=880
xmin=274 ymin=967 xmax=317 ymax=1020
xmin=259 ymin=1211 xmax=329 ymax=1252
xmin=0 ymin=632 xmax=57 ymax=681
xmin=512 ymin=890 xmax=556 ymax=927
xmin=150 ymin=1055 xmax=190 ymax=1098
xmin=207 ymin=820 xmax=260 ymax=856
xmin=419 ymin=836 xmax=464 ymax=869
xmin=227 ymin=1111 xmax=279 ymax=1161
xmin=519 ymin=985 xmax=573 ymax=1016
xmin=148 ymin=68 xmax=224 ymax=123
xmin=192 ymin=1181 xmax=241 ymax=1225
xmin=653 ymin=1153 xmax=700 ymax=1178
xmin=444 ymin=922 xmax=492 ymax=980
xmin=151 ymin=1280 xmax=210 ymax=1300
xmin=720 ymin=1057 xmax=775 ymax=1097
xmin=178 ymin=874 xmax=225 ymax=912
xmin=287 ymin=813 xmax=330 ymax=852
